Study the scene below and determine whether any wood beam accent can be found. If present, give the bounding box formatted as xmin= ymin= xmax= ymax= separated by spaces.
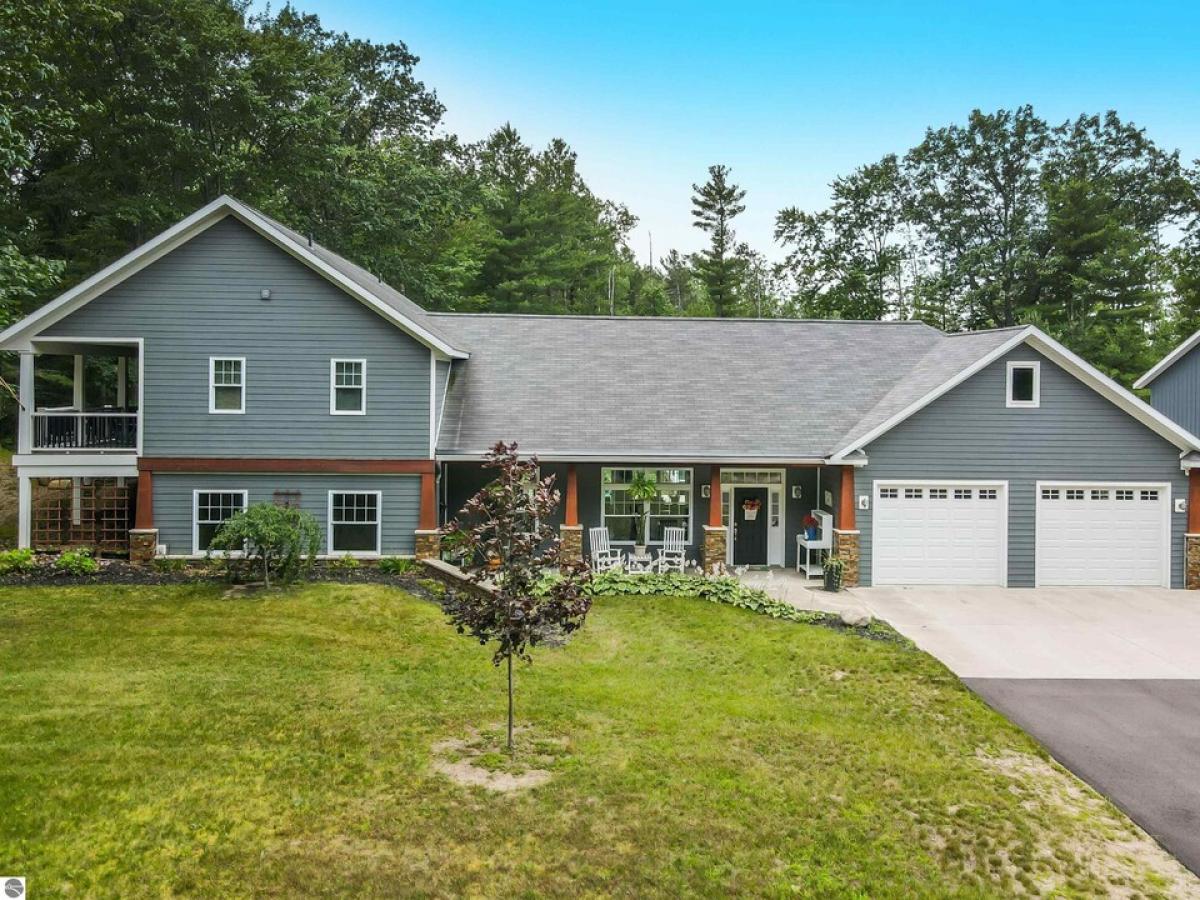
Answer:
xmin=837 ymin=465 xmax=856 ymax=530
xmin=708 ymin=466 xmax=722 ymax=527
xmin=1189 ymin=469 xmax=1200 ymax=534
xmin=134 ymin=469 xmax=154 ymax=529
xmin=565 ymin=464 xmax=579 ymax=526
xmin=418 ymin=471 xmax=438 ymax=530
xmin=138 ymin=458 xmax=435 ymax=475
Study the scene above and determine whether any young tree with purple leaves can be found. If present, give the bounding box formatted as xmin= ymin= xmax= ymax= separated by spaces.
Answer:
xmin=440 ymin=441 xmax=592 ymax=752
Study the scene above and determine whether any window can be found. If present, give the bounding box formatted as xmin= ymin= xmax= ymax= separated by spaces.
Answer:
xmin=1042 ymin=488 xmax=1060 ymax=500
xmin=1140 ymin=489 xmax=1160 ymax=501
xmin=1091 ymin=489 xmax=1109 ymax=500
xmin=879 ymin=487 xmax=898 ymax=499
xmin=193 ymin=490 xmax=247 ymax=554
xmin=929 ymin=488 xmax=948 ymax=499
xmin=601 ymin=467 xmax=692 ymax=544
xmin=330 ymin=359 xmax=366 ymax=415
xmin=328 ymin=491 xmax=381 ymax=555
xmin=1006 ymin=361 xmax=1040 ymax=408
xmin=1066 ymin=489 xmax=1085 ymax=500
xmin=978 ymin=489 xmax=998 ymax=500
xmin=1116 ymin=489 xmax=1134 ymax=501
xmin=209 ymin=357 xmax=245 ymax=413
xmin=954 ymin=488 xmax=973 ymax=500
xmin=904 ymin=487 xmax=923 ymax=499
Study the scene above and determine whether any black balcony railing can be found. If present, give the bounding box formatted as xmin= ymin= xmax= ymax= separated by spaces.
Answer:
xmin=32 ymin=412 xmax=138 ymax=451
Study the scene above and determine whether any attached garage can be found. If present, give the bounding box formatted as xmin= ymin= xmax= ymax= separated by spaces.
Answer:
xmin=872 ymin=481 xmax=1008 ymax=586
xmin=1035 ymin=482 xmax=1171 ymax=587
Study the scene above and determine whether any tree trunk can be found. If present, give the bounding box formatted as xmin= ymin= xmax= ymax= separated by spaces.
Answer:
xmin=506 ymin=652 xmax=514 ymax=753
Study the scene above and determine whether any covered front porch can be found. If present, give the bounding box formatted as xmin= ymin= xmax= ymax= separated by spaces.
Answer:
xmin=438 ymin=460 xmax=863 ymax=583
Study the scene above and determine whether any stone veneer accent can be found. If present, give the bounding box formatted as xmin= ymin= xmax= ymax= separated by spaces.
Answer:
xmin=414 ymin=529 xmax=441 ymax=560
xmin=832 ymin=529 xmax=860 ymax=588
xmin=559 ymin=525 xmax=583 ymax=565
xmin=702 ymin=525 xmax=727 ymax=574
xmin=1187 ymin=534 xmax=1200 ymax=590
xmin=129 ymin=528 xmax=159 ymax=565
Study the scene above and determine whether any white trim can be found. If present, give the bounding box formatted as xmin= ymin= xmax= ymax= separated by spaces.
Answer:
xmin=1034 ymin=480 xmax=1171 ymax=589
xmin=429 ymin=352 xmax=437 ymax=458
xmin=16 ymin=463 xmax=138 ymax=478
xmin=1005 ymin=360 xmax=1040 ymax=408
xmin=434 ymin=358 xmax=453 ymax=457
xmin=438 ymin=452 xmax=829 ymax=464
xmin=599 ymin=466 xmax=694 ymax=547
xmin=0 ymin=196 xmax=469 ymax=358
xmin=17 ymin=476 xmax=31 ymax=549
xmin=1134 ymin=328 xmax=1200 ymax=389
xmin=327 ymin=489 xmax=383 ymax=557
xmin=209 ymin=356 xmax=245 ymax=414
xmin=830 ymin=325 xmax=1200 ymax=460
xmin=17 ymin=351 xmax=33 ymax=455
xmin=872 ymin=479 xmax=1009 ymax=587
xmin=717 ymin=468 xmax=787 ymax=567
xmin=329 ymin=358 xmax=367 ymax=416
xmin=72 ymin=355 xmax=84 ymax=409
xmin=13 ymin=454 xmax=138 ymax=469
xmin=192 ymin=488 xmax=249 ymax=556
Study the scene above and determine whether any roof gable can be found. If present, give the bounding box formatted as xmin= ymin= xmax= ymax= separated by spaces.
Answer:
xmin=1133 ymin=329 xmax=1200 ymax=390
xmin=0 ymin=196 xmax=469 ymax=358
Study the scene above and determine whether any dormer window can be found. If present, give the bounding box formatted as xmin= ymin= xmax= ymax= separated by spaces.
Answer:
xmin=1006 ymin=361 xmax=1040 ymax=408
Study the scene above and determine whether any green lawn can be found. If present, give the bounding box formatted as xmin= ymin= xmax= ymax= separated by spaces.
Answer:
xmin=0 ymin=584 xmax=1191 ymax=898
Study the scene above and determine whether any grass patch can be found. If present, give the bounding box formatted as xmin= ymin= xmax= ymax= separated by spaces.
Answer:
xmin=0 ymin=584 xmax=1193 ymax=897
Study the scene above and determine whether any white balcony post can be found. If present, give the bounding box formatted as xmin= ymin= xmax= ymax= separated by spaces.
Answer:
xmin=73 ymin=354 xmax=85 ymax=447
xmin=17 ymin=475 xmax=32 ymax=549
xmin=17 ymin=351 xmax=34 ymax=454
xmin=116 ymin=356 xmax=127 ymax=408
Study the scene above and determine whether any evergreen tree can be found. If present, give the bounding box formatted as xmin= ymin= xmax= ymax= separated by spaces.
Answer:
xmin=690 ymin=165 xmax=747 ymax=317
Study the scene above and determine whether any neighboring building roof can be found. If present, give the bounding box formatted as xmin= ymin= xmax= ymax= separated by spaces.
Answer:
xmin=434 ymin=315 xmax=1200 ymax=461
xmin=1133 ymin=329 xmax=1200 ymax=390
xmin=0 ymin=195 xmax=469 ymax=359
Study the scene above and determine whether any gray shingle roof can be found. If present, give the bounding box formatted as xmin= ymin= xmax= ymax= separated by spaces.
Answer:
xmin=432 ymin=314 xmax=1024 ymax=459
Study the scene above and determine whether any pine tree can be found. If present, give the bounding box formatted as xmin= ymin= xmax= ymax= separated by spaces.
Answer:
xmin=691 ymin=165 xmax=747 ymax=317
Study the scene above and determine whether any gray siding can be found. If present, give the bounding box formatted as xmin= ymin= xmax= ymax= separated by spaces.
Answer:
xmin=859 ymin=346 xmax=1189 ymax=587
xmin=40 ymin=216 xmax=432 ymax=458
xmin=1148 ymin=347 xmax=1200 ymax=439
xmin=434 ymin=359 xmax=452 ymax=446
xmin=154 ymin=473 xmax=420 ymax=556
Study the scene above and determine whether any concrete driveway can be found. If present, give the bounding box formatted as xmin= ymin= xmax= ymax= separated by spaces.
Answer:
xmin=853 ymin=586 xmax=1200 ymax=874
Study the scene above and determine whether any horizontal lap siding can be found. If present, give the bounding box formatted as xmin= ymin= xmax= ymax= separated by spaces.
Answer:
xmin=153 ymin=473 xmax=420 ymax=556
xmin=40 ymin=217 xmax=431 ymax=458
xmin=1149 ymin=351 xmax=1200 ymax=439
xmin=860 ymin=347 xmax=1188 ymax=588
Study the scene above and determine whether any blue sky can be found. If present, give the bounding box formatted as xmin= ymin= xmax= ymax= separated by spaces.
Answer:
xmin=286 ymin=1 xmax=1200 ymax=262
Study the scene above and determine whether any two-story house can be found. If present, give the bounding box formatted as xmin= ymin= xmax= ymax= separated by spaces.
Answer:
xmin=5 ymin=195 xmax=1200 ymax=589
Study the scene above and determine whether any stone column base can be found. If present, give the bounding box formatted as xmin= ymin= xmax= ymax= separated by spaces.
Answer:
xmin=414 ymin=529 xmax=440 ymax=560
xmin=832 ymin=529 xmax=860 ymax=587
xmin=559 ymin=525 xmax=583 ymax=565
xmin=129 ymin=528 xmax=159 ymax=565
xmin=1187 ymin=534 xmax=1200 ymax=589
xmin=702 ymin=525 xmax=727 ymax=575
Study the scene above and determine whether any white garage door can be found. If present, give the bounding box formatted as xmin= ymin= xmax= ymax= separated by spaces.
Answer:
xmin=873 ymin=482 xmax=1007 ymax=586
xmin=1036 ymin=483 xmax=1170 ymax=586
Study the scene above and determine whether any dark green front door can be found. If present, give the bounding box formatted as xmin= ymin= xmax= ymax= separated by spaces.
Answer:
xmin=732 ymin=487 xmax=768 ymax=565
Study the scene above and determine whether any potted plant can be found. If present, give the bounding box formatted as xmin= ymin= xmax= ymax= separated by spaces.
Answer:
xmin=742 ymin=497 xmax=761 ymax=521
xmin=626 ymin=471 xmax=659 ymax=557
xmin=803 ymin=513 xmax=820 ymax=541
xmin=823 ymin=554 xmax=846 ymax=592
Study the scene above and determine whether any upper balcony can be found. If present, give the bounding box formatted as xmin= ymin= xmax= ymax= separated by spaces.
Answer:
xmin=18 ymin=339 xmax=141 ymax=456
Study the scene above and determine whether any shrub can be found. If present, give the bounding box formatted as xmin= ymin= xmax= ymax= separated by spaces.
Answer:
xmin=151 ymin=557 xmax=189 ymax=574
xmin=208 ymin=502 xmax=321 ymax=587
xmin=55 ymin=548 xmax=99 ymax=575
xmin=0 ymin=548 xmax=37 ymax=575
xmin=329 ymin=553 xmax=360 ymax=571
xmin=378 ymin=556 xmax=418 ymax=576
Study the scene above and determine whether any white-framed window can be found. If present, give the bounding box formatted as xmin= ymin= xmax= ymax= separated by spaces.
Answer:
xmin=193 ymin=489 xmax=248 ymax=554
xmin=1006 ymin=361 xmax=1040 ymax=408
xmin=209 ymin=357 xmax=245 ymax=414
xmin=330 ymin=359 xmax=367 ymax=415
xmin=328 ymin=490 xmax=381 ymax=555
xmin=601 ymin=467 xmax=692 ymax=544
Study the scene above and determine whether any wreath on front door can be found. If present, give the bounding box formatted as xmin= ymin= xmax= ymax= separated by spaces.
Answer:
xmin=742 ymin=498 xmax=761 ymax=521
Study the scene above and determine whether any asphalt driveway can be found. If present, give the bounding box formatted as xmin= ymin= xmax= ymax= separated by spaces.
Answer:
xmin=854 ymin=586 xmax=1200 ymax=875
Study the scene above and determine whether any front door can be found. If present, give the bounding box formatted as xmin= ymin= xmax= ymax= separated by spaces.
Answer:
xmin=732 ymin=487 xmax=768 ymax=565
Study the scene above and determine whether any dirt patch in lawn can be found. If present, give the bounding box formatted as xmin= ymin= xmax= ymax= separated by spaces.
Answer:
xmin=952 ymin=750 xmax=1200 ymax=897
xmin=431 ymin=726 xmax=569 ymax=794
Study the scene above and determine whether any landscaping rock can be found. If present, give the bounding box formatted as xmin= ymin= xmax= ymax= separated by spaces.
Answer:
xmin=839 ymin=609 xmax=871 ymax=628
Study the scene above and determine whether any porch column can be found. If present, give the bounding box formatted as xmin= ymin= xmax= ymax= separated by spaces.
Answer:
xmin=832 ymin=466 xmax=860 ymax=587
xmin=559 ymin=463 xmax=583 ymax=564
xmin=17 ymin=350 xmax=33 ymax=454
xmin=73 ymin=354 xmax=84 ymax=408
xmin=116 ymin=356 xmax=127 ymax=408
xmin=17 ymin=475 xmax=31 ymax=549
xmin=702 ymin=466 xmax=727 ymax=574
xmin=415 ymin=470 xmax=440 ymax=559
xmin=130 ymin=468 xmax=157 ymax=564
xmin=1186 ymin=469 xmax=1200 ymax=589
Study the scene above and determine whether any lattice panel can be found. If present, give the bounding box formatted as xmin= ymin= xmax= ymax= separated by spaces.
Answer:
xmin=32 ymin=478 xmax=133 ymax=552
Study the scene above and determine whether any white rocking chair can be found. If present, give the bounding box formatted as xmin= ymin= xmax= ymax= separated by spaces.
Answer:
xmin=656 ymin=526 xmax=686 ymax=573
xmin=588 ymin=527 xmax=626 ymax=572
